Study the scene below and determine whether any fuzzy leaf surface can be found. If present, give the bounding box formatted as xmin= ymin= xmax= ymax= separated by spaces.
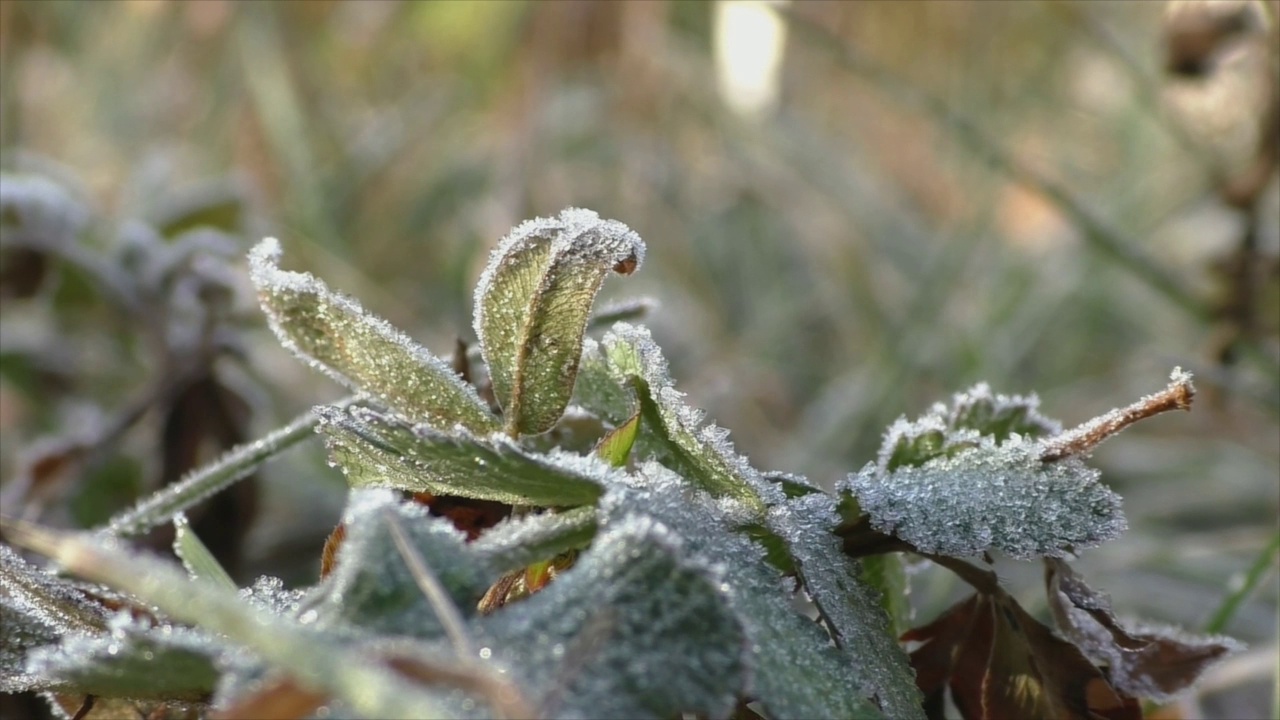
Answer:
xmin=843 ymin=436 xmax=1125 ymax=559
xmin=317 ymin=405 xmax=610 ymax=506
xmin=480 ymin=514 xmax=746 ymax=720
xmin=25 ymin=619 xmax=223 ymax=701
xmin=880 ymin=383 xmax=1061 ymax=472
xmin=768 ymin=492 xmax=923 ymax=720
xmin=249 ymin=238 xmax=497 ymax=433
xmin=602 ymin=324 xmax=778 ymax=513
xmin=600 ymin=465 xmax=884 ymax=719
xmin=473 ymin=208 xmax=644 ymax=436
xmin=4 ymin=524 xmax=473 ymax=719
xmin=471 ymin=505 xmax=599 ymax=575
xmin=313 ymin=490 xmax=492 ymax=640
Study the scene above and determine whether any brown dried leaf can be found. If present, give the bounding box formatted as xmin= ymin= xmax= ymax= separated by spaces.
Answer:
xmin=902 ymin=583 xmax=1141 ymax=720
xmin=1046 ymin=559 xmax=1243 ymax=702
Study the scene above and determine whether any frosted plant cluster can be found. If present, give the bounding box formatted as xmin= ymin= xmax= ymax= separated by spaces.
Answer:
xmin=1 ymin=207 xmax=1235 ymax=720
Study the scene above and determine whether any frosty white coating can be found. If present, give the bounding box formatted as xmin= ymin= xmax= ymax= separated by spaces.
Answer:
xmin=472 ymin=208 xmax=645 ymax=436
xmin=602 ymin=323 xmax=783 ymax=511
xmin=249 ymin=238 xmax=497 ymax=433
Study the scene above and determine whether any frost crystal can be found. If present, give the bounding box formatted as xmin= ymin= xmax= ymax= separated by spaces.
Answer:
xmin=249 ymin=238 xmax=498 ymax=433
xmin=846 ymin=436 xmax=1126 ymax=559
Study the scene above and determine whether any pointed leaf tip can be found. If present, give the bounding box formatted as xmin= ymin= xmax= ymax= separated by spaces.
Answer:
xmin=473 ymin=209 xmax=645 ymax=437
xmin=248 ymin=238 xmax=498 ymax=433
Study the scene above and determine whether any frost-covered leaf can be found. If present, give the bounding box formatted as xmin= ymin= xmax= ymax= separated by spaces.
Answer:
xmin=472 ymin=505 xmax=599 ymax=575
xmin=602 ymin=324 xmax=777 ymax=513
xmin=249 ymin=238 xmax=497 ymax=433
xmin=317 ymin=405 xmax=611 ymax=506
xmin=879 ymin=383 xmax=1060 ymax=473
xmin=3 ymin=522 xmax=478 ymax=719
xmin=0 ymin=593 xmax=63 ymax=693
xmin=1046 ymin=558 xmax=1242 ymax=702
xmin=479 ymin=514 xmax=746 ymax=720
xmin=313 ymin=490 xmax=491 ymax=640
xmin=594 ymin=411 xmax=639 ymax=467
xmin=0 ymin=543 xmax=108 ymax=637
xmin=573 ymin=337 xmax=636 ymax=423
xmin=843 ymin=436 xmax=1125 ymax=559
xmin=173 ymin=513 xmax=236 ymax=591
xmin=473 ymin=208 xmax=644 ymax=436
xmin=600 ymin=466 xmax=884 ymax=719
xmin=26 ymin=616 xmax=223 ymax=701
xmin=768 ymin=493 xmax=922 ymax=720
xmin=0 ymin=172 xmax=89 ymax=251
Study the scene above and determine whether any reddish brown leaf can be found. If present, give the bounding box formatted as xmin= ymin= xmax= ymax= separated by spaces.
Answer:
xmin=1046 ymin=559 xmax=1241 ymax=702
xmin=209 ymin=674 xmax=327 ymax=720
xmin=902 ymin=578 xmax=1142 ymax=720
xmin=319 ymin=522 xmax=346 ymax=579
xmin=410 ymin=492 xmax=511 ymax=541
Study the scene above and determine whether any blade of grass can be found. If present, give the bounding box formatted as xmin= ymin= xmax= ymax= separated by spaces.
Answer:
xmin=104 ymin=397 xmax=357 ymax=536
xmin=1204 ymin=531 xmax=1280 ymax=635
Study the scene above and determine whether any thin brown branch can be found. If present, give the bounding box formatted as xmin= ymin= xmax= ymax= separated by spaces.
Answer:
xmin=1040 ymin=368 xmax=1196 ymax=461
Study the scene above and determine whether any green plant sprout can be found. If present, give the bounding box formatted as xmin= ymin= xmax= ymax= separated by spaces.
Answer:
xmin=1 ymin=208 xmax=1242 ymax=720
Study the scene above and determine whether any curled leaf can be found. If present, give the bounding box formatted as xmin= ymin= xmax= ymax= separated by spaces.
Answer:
xmin=1046 ymin=558 xmax=1242 ymax=702
xmin=249 ymin=238 xmax=497 ymax=433
xmin=473 ymin=208 xmax=644 ymax=437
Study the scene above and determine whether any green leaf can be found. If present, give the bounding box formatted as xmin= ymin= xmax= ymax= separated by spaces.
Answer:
xmin=480 ymin=514 xmax=747 ymax=720
xmin=473 ymin=208 xmax=644 ymax=436
xmin=173 ymin=513 xmax=237 ymax=591
xmin=768 ymin=493 xmax=923 ymax=720
xmin=595 ymin=411 xmax=640 ymax=467
xmin=602 ymin=466 xmax=884 ymax=719
xmin=862 ymin=554 xmax=911 ymax=639
xmin=26 ymin=623 xmax=223 ymax=701
xmin=880 ymin=383 xmax=1062 ymax=472
xmin=0 ymin=544 xmax=107 ymax=638
xmin=317 ymin=405 xmax=612 ymax=506
xmin=249 ymin=238 xmax=497 ymax=433
xmin=602 ymin=324 xmax=777 ymax=513
xmin=314 ymin=490 xmax=491 ymax=640
xmin=3 ymin=522 xmax=478 ymax=719
xmin=472 ymin=505 xmax=599 ymax=574
xmin=844 ymin=437 xmax=1126 ymax=560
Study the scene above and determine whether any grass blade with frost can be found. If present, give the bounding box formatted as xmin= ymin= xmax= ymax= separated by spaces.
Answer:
xmin=105 ymin=399 xmax=350 ymax=536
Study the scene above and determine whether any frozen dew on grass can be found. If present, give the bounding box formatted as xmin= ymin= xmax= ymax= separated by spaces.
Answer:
xmin=249 ymin=238 xmax=498 ymax=434
xmin=473 ymin=208 xmax=645 ymax=436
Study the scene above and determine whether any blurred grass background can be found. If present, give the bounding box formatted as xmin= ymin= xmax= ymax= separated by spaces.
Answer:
xmin=1 ymin=1 xmax=1277 ymax=716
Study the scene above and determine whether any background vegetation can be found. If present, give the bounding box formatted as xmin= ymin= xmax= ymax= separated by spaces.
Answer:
xmin=1 ymin=1 xmax=1276 ymax=717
